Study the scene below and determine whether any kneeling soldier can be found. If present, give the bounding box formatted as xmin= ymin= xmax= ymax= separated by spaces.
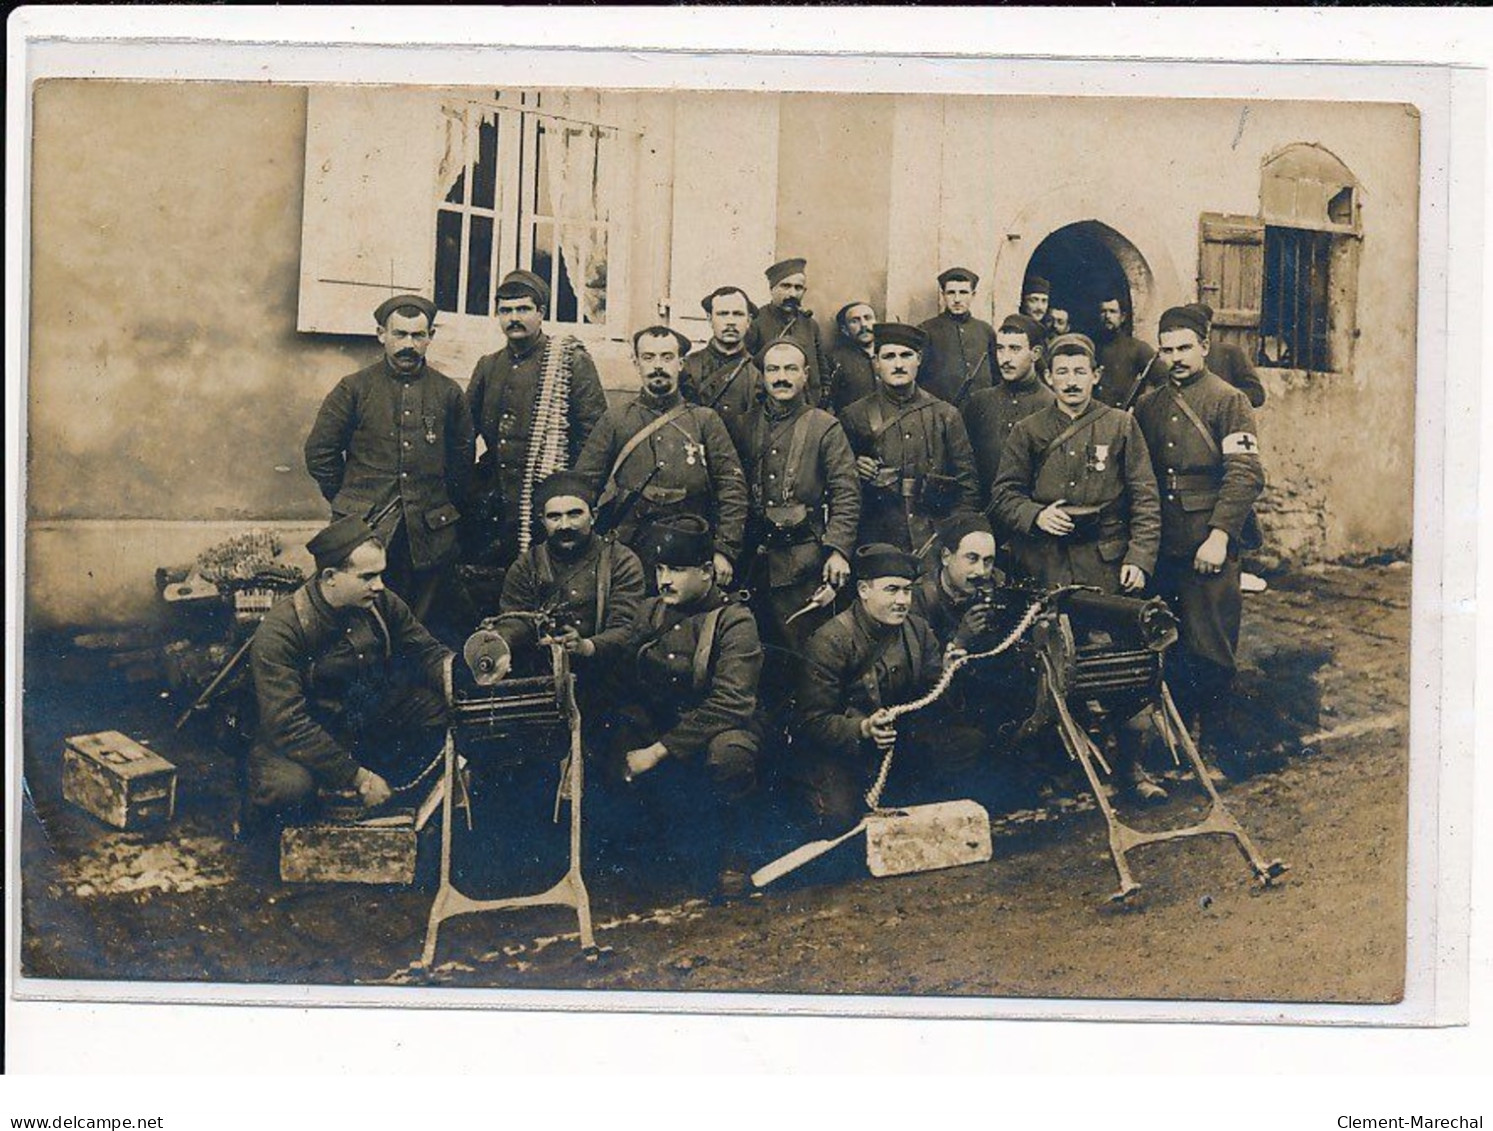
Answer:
xmin=244 ymin=515 xmax=452 ymax=832
xmin=601 ymin=515 xmax=765 ymax=899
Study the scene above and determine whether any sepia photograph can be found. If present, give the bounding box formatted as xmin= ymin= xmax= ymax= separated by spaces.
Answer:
xmin=10 ymin=23 xmax=1471 ymax=1036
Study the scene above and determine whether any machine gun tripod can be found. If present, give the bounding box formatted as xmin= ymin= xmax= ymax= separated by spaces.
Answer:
xmin=1008 ymin=585 xmax=1288 ymax=904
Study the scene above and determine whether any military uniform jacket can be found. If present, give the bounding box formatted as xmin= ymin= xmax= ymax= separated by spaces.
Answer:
xmin=573 ymin=392 xmax=749 ymax=559
xmin=304 ymin=360 xmax=476 ymax=570
xmin=840 ymin=386 xmax=981 ymax=549
xmin=740 ymin=400 xmax=861 ymax=589
xmin=1094 ymin=332 xmax=1160 ymax=410
xmin=1208 ymin=341 xmax=1267 ymax=408
xmin=249 ymin=582 xmax=451 ymax=790
xmin=626 ymin=585 xmax=763 ymax=758
xmin=917 ymin=311 xmax=998 ymax=406
xmin=494 ymin=534 xmax=646 ymax=666
xmin=466 ymin=333 xmax=609 ymax=508
xmin=681 ymin=342 xmax=762 ymax=452
xmin=824 ymin=341 xmax=877 ymax=416
xmin=961 ymin=373 xmax=1057 ymax=501
xmin=744 ymin=305 xmax=826 ymax=407
xmin=1133 ymin=370 xmax=1265 ymax=559
xmin=991 ymin=401 xmax=1162 ymax=579
xmin=797 ymin=605 xmax=943 ymax=758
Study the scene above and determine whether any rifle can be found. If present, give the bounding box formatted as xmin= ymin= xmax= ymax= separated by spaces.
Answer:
xmin=593 ymin=460 xmax=663 ymax=538
xmin=1120 ymin=353 xmax=1162 ymax=412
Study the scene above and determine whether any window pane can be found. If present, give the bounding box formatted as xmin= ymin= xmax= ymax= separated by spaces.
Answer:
xmin=554 ymin=227 xmax=580 ymax=324
xmin=440 ymin=105 xmax=467 ymax=205
xmin=434 ymin=209 xmax=464 ymax=313
xmin=530 ymin=221 xmax=555 ymax=319
xmin=534 ymin=121 xmax=553 ymax=217
xmin=584 ymin=227 xmax=608 ymax=325
xmin=471 ymin=111 xmax=498 ymax=211
xmin=466 ymin=214 xmax=494 ymax=316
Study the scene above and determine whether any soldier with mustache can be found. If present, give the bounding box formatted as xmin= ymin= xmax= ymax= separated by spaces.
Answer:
xmin=824 ymin=300 xmax=879 ymax=416
xmin=961 ymin=313 xmax=1057 ymax=506
xmin=681 ymin=285 xmax=762 ymax=453
xmin=744 ymin=257 xmax=828 ymax=410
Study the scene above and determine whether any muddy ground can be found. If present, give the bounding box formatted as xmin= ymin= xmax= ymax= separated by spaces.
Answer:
xmin=19 ymin=563 xmax=1409 ymax=1004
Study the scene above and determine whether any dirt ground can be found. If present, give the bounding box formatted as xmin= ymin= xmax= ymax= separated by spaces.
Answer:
xmin=18 ymin=562 xmax=1409 ymax=1004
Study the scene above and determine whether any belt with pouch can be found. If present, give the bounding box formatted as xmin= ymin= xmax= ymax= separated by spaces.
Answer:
xmin=1058 ymin=502 xmax=1104 ymax=543
xmin=1162 ymin=471 xmax=1220 ymax=493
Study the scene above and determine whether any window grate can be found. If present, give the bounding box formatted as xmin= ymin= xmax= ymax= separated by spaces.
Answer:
xmin=1260 ymin=225 xmax=1332 ymax=372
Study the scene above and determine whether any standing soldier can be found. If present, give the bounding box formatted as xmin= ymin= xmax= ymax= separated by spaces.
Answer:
xmin=1093 ymin=291 xmax=1160 ymax=410
xmin=841 ymin=323 xmax=980 ymax=556
xmin=1134 ymin=306 xmax=1266 ymax=755
xmin=574 ymin=326 xmax=748 ymax=585
xmin=681 ymin=285 xmax=762 ymax=452
xmin=1185 ymin=302 xmax=1267 ymax=408
xmin=1048 ymin=305 xmax=1072 ymax=336
xmin=744 ymin=257 xmax=827 ymax=409
xmin=739 ymin=341 xmax=861 ymax=705
xmin=961 ymin=313 xmax=1056 ymax=506
xmin=304 ymin=294 xmax=474 ymax=631
xmin=824 ymin=300 xmax=879 ymax=416
xmin=1020 ymin=275 xmax=1055 ymax=336
xmin=464 ymin=269 xmax=609 ymax=568
xmin=918 ymin=267 xmax=998 ymax=407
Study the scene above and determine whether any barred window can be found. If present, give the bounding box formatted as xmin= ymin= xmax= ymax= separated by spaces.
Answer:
xmin=1259 ymin=226 xmax=1332 ymax=372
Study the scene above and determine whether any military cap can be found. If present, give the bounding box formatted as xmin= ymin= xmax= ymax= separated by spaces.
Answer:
xmin=373 ymin=294 xmax=437 ymax=327
xmin=647 ymin=514 xmax=715 ymax=568
xmin=1046 ymin=332 xmax=1097 ymax=361
xmin=700 ymin=285 xmax=758 ymax=318
xmin=835 ymin=300 xmax=875 ymax=329
xmin=534 ymin=470 xmax=597 ymax=512
xmin=936 ymin=512 xmax=994 ymax=552
xmin=872 ymin=322 xmax=928 ymax=353
xmin=1021 ymin=276 xmax=1051 ymax=297
xmin=937 ymin=266 xmax=980 ymax=289
xmin=998 ymin=313 xmax=1046 ymax=346
xmin=765 ymin=257 xmax=808 ymax=287
xmin=755 ymin=338 xmax=809 ymax=370
xmin=307 ymin=515 xmax=379 ymax=572
xmin=1186 ymin=301 xmax=1216 ymax=324
xmin=495 ymin=268 xmax=551 ymax=308
xmin=1158 ymin=305 xmax=1210 ymax=340
xmin=632 ymin=324 xmax=692 ymax=357
xmin=854 ymin=543 xmax=922 ymax=583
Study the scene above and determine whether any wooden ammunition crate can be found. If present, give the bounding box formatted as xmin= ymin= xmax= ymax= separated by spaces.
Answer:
xmin=62 ymin=731 xmax=178 ymax=830
xmin=864 ymin=799 xmax=991 ymax=878
xmin=279 ymin=817 xmax=418 ymax=885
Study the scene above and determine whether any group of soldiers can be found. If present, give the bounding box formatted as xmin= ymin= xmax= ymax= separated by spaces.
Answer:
xmin=247 ymin=256 xmax=1266 ymax=899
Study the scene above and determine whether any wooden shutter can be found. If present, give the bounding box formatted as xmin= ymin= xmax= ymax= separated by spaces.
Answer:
xmin=1197 ymin=212 xmax=1264 ymax=361
xmin=297 ymin=87 xmax=445 ymax=334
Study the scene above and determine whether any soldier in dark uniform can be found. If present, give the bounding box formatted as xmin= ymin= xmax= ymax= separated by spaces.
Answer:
xmin=909 ymin=513 xmax=1003 ymax=649
xmin=744 ymin=257 xmax=827 ymax=409
xmin=739 ymin=340 xmax=861 ymax=707
xmin=243 ymin=516 xmax=451 ymax=832
xmin=1020 ymin=275 xmax=1053 ymax=328
xmin=599 ymin=515 xmax=764 ymax=899
xmin=962 ymin=313 xmax=1057 ymax=505
xmin=792 ymin=544 xmax=986 ymax=829
xmin=918 ymin=267 xmax=998 ymax=407
xmin=304 ymin=294 xmax=475 ymax=635
xmin=574 ymin=326 xmax=748 ymax=585
xmin=1093 ymin=292 xmax=1161 ymax=410
xmin=824 ymin=300 xmax=878 ymax=416
xmin=1186 ymin=302 xmax=1267 ymax=408
xmin=1134 ymin=306 xmax=1266 ymax=752
xmin=681 ymin=285 xmax=762 ymax=452
xmin=840 ymin=323 xmax=981 ymax=556
xmin=463 ymin=270 xmax=610 ymax=570
xmin=1048 ymin=305 xmax=1072 ymax=336
xmin=991 ymin=333 xmax=1161 ymax=595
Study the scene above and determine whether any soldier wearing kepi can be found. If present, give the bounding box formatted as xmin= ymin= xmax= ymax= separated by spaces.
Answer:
xmin=961 ymin=313 xmax=1057 ymax=506
xmin=242 ymin=516 xmax=452 ymax=834
xmin=574 ymin=326 xmax=748 ymax=584
xmin=918 ymin=267 xmax=998 ymax=407
xmin=464 ymin=269 xmax=609 ymax=569
xmin=793 ymin=544 xmax=986 ymax=829
xmin=681 ymin=285 xmax=762 ymax=451
xmin=841 ymin=323 xmax=980 ymax=555
xmin=824 ymin=300 xmax=879 ymax=416
xmin=744 ymin=257 xmax=827 ymax=409
xmin=739 ymin=340 xmax=861 ymax=704
xmin=1019 ymin=275 xmax=1055 ymax=338
xmin=304 ymin=294 xmax=475 ymax=631
xmin=991 ymin=332 xmax=1161 ymax=595
xmin=1134 ymin=305 xmax=1266 ymax=754
xmin=602 ymin=515 xmax=764 ymax=900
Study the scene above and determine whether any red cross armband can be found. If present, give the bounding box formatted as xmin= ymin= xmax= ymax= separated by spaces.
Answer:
xmin=1222 ymin=432 xmax=1260 ymax=455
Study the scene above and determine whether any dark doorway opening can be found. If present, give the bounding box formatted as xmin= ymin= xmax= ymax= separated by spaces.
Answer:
xmin=1023 ymin=221 xmax=1141 ymax=341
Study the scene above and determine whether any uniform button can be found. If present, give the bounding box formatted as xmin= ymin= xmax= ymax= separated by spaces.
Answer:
xmin=1171 ymin=415 xmax=1178 ymax=422
xmin=404 ymin=410 xmax=411 ymax=416
xmin=403 ymin=441 xmax=411 ymax=448
xmin=401 ymin=472 xmax=408 ymax=478
xmin=768 ymin=473 xmax=776 ymax=480
xmin=1167 ymin=442 xmax=1175 ymax=448
xmin=667 ymin=653 xmax=677 ymax=660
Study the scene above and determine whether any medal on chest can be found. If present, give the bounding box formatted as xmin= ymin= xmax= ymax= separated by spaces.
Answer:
xmin=423 ymin=414 xmax=438 ymax=445
xmin=682 ymin=439 xmax=705 ymax=467
xmin=1088 ymin=443 xmax=1109 ymax=473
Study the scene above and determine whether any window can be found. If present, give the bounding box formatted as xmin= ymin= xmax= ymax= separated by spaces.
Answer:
xmin=1260 ymin=226 xmax=1332 ymax=371
xmin=433 ymin=91 xmax=621 ymax=330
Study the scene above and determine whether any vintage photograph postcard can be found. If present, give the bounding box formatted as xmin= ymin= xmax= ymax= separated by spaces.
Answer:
xmin=9 ymin=22 xmax=1476 ymax=1035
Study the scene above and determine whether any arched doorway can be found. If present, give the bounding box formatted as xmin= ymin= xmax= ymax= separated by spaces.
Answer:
xmin=1023 ymin=221 xmax=1154 ymax=340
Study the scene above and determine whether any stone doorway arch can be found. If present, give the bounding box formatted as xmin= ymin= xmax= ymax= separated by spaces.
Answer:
xmin=1024 ymin=221 xmax=1153 ymax=341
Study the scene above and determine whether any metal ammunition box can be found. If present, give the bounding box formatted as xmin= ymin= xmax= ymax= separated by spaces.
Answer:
xmin=62 ymin=731 xmax=178 ymax=830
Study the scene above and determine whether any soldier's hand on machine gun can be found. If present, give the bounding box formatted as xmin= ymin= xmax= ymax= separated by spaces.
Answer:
xmin=823 ymin=550 xmax=851 ymax=587
xmin=540 ymin=625 xmax=597 ymax=659
xmin=859 ymin=708 xmax=898 ymax=750
xmin=713 ymin=552 xmax=735 ymax=588
xmin=1035 ymin=499 xmax=1075 ymax=537
xmin=354 ymin=766 xmax=393 ymax=809
xmin=1193 ymin=528 xmax=1230 ymax=576
xmin=623 ymin=741 xmax=669 ymax=783
xmin=1120 ymin=564 xmax=1148 ymax=592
